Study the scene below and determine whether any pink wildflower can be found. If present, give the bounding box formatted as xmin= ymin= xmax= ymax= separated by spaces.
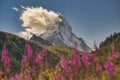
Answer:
xmin=111 ymin=44 xmax=115 ymax=52
xmin=55 ymin=64 xmax=60 ymax=71
xmin=65 ymin=66 xmax=72 ymax=76
xmin=1 ymin=48 xmax=11 ymax=69
xmin=42 ymin=47 xmax=47 ymax=56
xmin=34 ymin=53 xmax=43 ymax=64
xmin=72 ymin=47 xmax=81 ymax=67
xmin=92 ymin=55 xmax=99 ymax=62
xmin=112 ymin=52 xmax=117 ymax=58
xmin=116 ymin=51 xmax=120 ymax=57
xmin=107 ymin=56 xmax=113 ymax=61
xmin=93 ymin=42 xmax=99 ymax=50
xmin=25 ymin=42 xmax=33 ymax=57
xmin=112 ymin=51 xmax=120 ymax=58
xmin=21 ymin=54 xmax=27 ymax=65
xmin=84 ymin=75 xmax=89 ymax=80
xmin=60 ymin=55 xmax=72 ymax=74
xmin=14 ymin=74 xmax=23 ymax=80
xmin=9 ymin=77 xmax=14 ymax=80
xmin=96 ymin=63 xmax=102 ymax=72
xmin=54 ymin=75 xmax=64 ymax=80
xmin=0 ymin=70 xmax=2 ymax=75
xmin=4 ymin=76 xmax=8 ymax=80
xmin=21 ymin=54 xmax=27 ymax=72
xmin=60 ymin=55 xmax=68 ymax=70
xmin=82 ymin=53 xmax=90 ymax=66
xmin=104 ymin=59 xmax=115 ymax=74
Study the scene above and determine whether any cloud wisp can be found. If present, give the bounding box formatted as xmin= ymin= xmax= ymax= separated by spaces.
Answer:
xmin=12 ymin=7 xmax=19 ymax=12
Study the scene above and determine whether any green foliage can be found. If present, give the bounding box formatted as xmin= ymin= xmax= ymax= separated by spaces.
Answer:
xmin=100 ymin=32 xmax=120 ymax=53
xmin=0 ymin=31 xmax=42 ymax=70
xmin=0 ymin=31 xmax=59 ymax=73
xmin=46 ymin=45 xmax=82 ymax=59
xmin=0 ymin=31 xmax=120 ymax=80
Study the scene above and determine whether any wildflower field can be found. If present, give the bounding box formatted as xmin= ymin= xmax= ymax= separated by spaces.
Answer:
xmin=0 ymin=32 xmax=120 ymax=80
xmin=0 ymin=41 xmax=120 ymax=80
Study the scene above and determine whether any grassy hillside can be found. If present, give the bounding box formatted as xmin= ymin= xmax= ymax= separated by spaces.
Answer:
xmin=0 ymin=31 xmax=120 ymax=80
xmin=45 ymin=45 xmax=82 ymax=59
xmin=0 ymin=31 xmax=43 ymax=72
xmin=0 ymin=31 xmax=75 ymax=74
xmin=0 ymin=31 xmax=60 ymax=73
xmin=46 ymin=46 xmax=73 ymax=58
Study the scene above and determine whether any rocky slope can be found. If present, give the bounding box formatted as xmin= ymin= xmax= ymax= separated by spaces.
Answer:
xmin=30 ymin=14 xmax=92 ymax=52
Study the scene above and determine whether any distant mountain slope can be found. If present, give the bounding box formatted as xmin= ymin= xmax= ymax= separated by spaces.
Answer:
xmin=30 ymin=34 xmax=52 ymax=46
xmin=99 ymin=32 xmax=120 ymax=52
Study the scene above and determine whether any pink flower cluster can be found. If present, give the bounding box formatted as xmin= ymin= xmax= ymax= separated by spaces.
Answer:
xmin=72 ymin=47 xmax=81 ymax=67
xmin=96 ymin=63 xmax=102 ymax=72
xmin=34 ymin=53 xmax=43 ymax=64
xmin=7 ymin=74 xmax=23 ymax=80
xmin=104 ymin=59 xmax=115 ymax=74
xmin=1 ymin=42 xmax=120 ymax=80
xmin=25 ymin=42 xmax=33 ymax=58
xmin=21 ymin=54 xmax=27 ymax=72
xmin=0 ymin=42 xmax=48 ymax=80
xmin=54 ymin=75 xmax=64 ymax=80
xmin=1 ymin=47 xmax=11 ymax=69
xmin=81 ymin=52 xmax=91 ymax=66
xmin=60 ymin=55 xmax=69 ymax=73
xmin=55 ymin=44 xmax=120 ymax=80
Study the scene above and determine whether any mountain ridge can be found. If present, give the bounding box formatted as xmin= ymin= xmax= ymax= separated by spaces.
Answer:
xmin=30 ymin=14 xmax=92 ymax=52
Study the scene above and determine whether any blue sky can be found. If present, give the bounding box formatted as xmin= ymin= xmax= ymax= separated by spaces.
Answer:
xmin=0 ymin=0 xmax=120 ymax=45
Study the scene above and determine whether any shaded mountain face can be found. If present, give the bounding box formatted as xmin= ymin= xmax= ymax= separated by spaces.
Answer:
xmin=30 ymin=34 xmax=52 ymax=46
xmin=30 ymin=14 xmax=92 ymax=52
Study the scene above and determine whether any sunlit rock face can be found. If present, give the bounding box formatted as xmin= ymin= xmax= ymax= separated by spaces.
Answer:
xmin=31 ymin=14 xmax=92 ymax=52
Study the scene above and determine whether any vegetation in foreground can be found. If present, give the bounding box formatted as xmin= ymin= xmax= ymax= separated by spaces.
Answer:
xmin=0 ymin=31 xmax=120 ymax=80
xmin=0 ymin=41 xmax=120 ymax=80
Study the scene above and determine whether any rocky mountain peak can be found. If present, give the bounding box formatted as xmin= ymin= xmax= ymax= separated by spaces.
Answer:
xmin=30 ymin=14 xmax=92 ymax=52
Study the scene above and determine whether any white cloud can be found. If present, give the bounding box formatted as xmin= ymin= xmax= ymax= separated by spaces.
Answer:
xmin=18 ymin=6 xmax=60 ymax=39
xmin=18 ymin=30 xmax=32 ymax=40
xmin=12 ymin=7 xmax=19 ymax=12
xmin=20 ymin=5 xmax=26 ymax=9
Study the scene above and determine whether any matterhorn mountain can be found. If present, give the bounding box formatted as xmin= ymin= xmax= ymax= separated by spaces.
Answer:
xmin=30 ymin=14 xmax=92 ymax=52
